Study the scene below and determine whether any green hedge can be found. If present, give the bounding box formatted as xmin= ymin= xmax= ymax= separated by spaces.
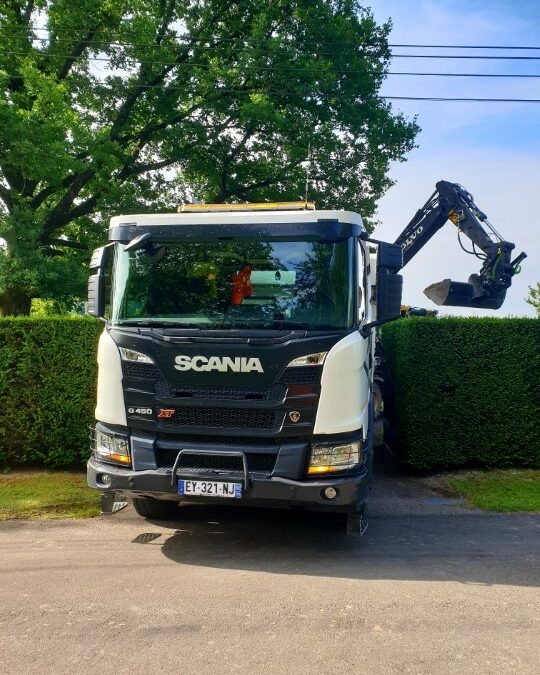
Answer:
xmin=0 ymin=316 xmax=102 ymax=468
xmin=1 ymin=316 xmax=539 ymax=471
xmin=381 ymin=317 xmax=540 ymax=471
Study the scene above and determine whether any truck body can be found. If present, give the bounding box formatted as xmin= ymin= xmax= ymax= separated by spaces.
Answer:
xmin=87 ymin=187 xmax=525 ymax=532
xmin=87 ymin=204 xmax=404 ymax=532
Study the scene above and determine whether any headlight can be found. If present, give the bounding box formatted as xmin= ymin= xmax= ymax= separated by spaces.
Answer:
xmin=118 ymin=347 xmax=154 ymax=364
xmin=287 ymin=352 xmax=327 ymax=367
xmin=308 ymin=441 xmax=361 ymax=475
xmin=93 ymin=428 xmax=131 ymax=466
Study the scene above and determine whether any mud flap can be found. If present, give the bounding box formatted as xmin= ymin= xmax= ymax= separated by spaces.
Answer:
xmin=100 ymin=491 xmax=128 ymax=515
xmin=346 ymin=505 xmax=368 ymax=536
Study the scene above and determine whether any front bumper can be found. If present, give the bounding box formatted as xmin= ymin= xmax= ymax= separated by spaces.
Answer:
xmin=87 ymin=457 xmax=370 ymax=513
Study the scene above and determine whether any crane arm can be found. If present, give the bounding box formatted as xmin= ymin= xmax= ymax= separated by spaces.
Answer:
xmin=393 ymin=180 xmax=526 ymax=309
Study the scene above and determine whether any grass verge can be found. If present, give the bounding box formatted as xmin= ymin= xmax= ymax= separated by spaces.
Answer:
xmin=0 ymin=471 xmax=100 ymax=520
xmin=444 ymin=469 xmax=540 ymax=512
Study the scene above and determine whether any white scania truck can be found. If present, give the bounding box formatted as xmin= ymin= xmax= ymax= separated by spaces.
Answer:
xmin=87 ymin=185 xmax=525 ymax=533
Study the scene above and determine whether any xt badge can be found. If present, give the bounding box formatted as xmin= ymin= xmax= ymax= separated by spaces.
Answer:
xmin=158 ymin=408 xmax=175 ymax=419
xmin=289 ymin=411 xmax=301 ymax=423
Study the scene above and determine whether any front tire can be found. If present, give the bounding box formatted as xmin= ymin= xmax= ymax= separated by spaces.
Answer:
xmin=132 ymin=497 xmax=179 ymax=520
xmin=373 ymin=379 xmax=383 ymax=420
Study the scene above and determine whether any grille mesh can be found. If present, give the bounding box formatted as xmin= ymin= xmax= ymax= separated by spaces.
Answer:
xmin=154 ymin=367 xmax=322 ymax=400
xmin=122 ymin=361 xmax=160 ymax=380
xmin=160 ymin=407 xmax=282 ymax=430
xmin=277 ymin=366 xmax=323 ymax=385
xmin=156 ymin=432 xmax=282 ymax=447
xmin=163 ymin=384 xmax=287 ymax=402
xmin=156 ymin=450 xmax=277 ymax=473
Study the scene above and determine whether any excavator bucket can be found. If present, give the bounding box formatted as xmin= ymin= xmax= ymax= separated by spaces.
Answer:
xmin=423 ymin=279 xmax=505 ymax=310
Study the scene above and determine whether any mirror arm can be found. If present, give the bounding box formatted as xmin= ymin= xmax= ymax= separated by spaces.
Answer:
xmin=360 ymin=315 xmax=400 ymax=338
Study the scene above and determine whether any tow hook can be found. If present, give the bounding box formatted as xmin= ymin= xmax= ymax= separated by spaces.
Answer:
xmin=100 ymin=491 xmax=128 ymax=515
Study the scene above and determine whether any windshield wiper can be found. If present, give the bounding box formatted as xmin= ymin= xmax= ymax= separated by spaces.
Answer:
xmin=117 ymin=319 xmax=199 ymax=327
xmin=271 ymin=320 xmax=342 ymax=331
xmin=270 ymin=320 xmax=311 ymax=329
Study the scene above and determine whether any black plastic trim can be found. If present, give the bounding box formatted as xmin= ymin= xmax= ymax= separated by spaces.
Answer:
xmin=108 ymin=221 xmax=363 ymax=242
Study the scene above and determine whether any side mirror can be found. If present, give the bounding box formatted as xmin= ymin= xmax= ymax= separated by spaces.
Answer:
xmin=87 ymin=246 xmax=111 ymax=319
xmin=87 ymin=271 xmax=105 ymax=318
xmin=361 ymin=241 xmax=403 ymax=336
xmin=376 ymin=271 xmax=403 ymax=323
xmin=376 ymin=241 xmax=403 ymax=272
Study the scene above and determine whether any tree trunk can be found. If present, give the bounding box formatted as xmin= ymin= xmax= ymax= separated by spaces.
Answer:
xmin=0 ymin=288 xmax=32 ymax=316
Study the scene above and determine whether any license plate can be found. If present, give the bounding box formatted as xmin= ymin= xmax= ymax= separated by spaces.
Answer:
xmin=178 ymin=479 xmax=242 ymax=499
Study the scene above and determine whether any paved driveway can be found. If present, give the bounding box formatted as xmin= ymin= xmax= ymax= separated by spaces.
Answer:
xmin=1 ymin=457 xmax=538 ymax=674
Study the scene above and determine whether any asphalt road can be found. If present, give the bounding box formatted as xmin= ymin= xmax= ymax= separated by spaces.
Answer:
xmin=1 ymin=460 xmax=539 ymax=675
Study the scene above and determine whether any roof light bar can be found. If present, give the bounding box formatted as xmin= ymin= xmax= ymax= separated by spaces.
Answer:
xmin=177 ymin=201 xmax=316 ymax=213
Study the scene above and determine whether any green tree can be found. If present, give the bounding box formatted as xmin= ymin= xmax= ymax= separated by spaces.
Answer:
xmin=526 ymin=283 xmax=540 ymax=315
xmin=0 ymin=0 xmax=419 ymax=315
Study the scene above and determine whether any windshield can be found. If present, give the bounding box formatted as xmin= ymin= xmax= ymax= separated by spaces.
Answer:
xmin=110 ymin=238 xmax=354 ymax=330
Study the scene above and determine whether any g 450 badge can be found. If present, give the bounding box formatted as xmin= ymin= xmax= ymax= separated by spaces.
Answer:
xmin=127 ymin=407 xmax=152 ymax=415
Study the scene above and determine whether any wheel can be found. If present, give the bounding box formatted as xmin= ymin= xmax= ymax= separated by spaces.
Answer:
xmin=372 ymin=379 xmax=383 ymax=420
xmin=132 ymin=497 xmax=179 ymax=520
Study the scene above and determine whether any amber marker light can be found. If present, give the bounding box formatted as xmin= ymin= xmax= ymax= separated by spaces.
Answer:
xmin=110 ymin=454 xmax=131 ymax=465
xmin=308 ymin=465 xmax=333 ymax=475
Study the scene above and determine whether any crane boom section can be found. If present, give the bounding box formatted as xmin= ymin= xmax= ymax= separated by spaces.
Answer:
xmin=393 ymin=180 xmax=526 ymax=309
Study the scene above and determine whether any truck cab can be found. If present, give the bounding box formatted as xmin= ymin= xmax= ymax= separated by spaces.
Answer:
xmin=86 ymin=202 xmax=402 ymax=532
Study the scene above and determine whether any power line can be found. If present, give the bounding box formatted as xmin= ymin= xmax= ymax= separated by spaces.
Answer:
xmin=2 ymin=32 xmax=390 ymax=54
xmin=2 ymin=49 xmax=540 ymax=78
xmin=85 ymin=82 xmax=540 ymax=102
xmin=2 ymin=53 xmax=539 ymax=100
xmin=385 ymin=96 xmax=540 ymax=102
xmin=4 ymin=43 xmax=540 ymax=60
xmin=389 ymin=44 xmax=540 ymax=50
xmin=0 ymin=49 xmax=391 ymax=75
xmin=4 ymin=26 xmax=540 ymax=50
xmin=392 ymin=54 xmax=540 ymax=60
xmin=390 ymin=72 xmax=540 ymax=78
xmin=2 ymin=50 xmax=539 ymax=100
xmin=3 ymin=30 xmax=540 ymax=58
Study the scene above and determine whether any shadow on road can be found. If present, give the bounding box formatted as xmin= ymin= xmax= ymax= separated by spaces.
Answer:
xmin=133 ymin=440 xmax=540 ymax=588
xmin=145 ymin=503 xmax=539 ymax=588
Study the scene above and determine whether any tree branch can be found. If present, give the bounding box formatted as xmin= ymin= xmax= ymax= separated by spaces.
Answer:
xmin=39 ymin=169 xmax=95 ymax=240
xmin=22 ymin=1 xmax=35 ymax=24
xmin=107 ymin=8 xmax=228 ymax=144
xmin=0 ymin=183 xmax=13 ymax=212
xmin=119 ymin=157 xmax=178 ymax=179
xmin=30 ymin=183 xmax=58 ymax=210
xmin=0 ymin=163 xmax=25 ymax=195
xmin=55 ymin=27 xmax=99 ymax=81
xmin=108 ymin=6 xmax=197 ymax=143
xmin=156 ymin=0 xmax=177 ymax=44
xmin=226 ymin=159 xmax=305 ymax=199
xmin=44 ymin=238 xmax=88 ymax=250
xmin=216 ymin=126 xmax=256 ymax=202
xmin=118 ymin=103 xmax=201 ymax=147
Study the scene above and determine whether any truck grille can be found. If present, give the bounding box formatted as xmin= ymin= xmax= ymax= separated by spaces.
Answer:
xmin=155 ymin=449 xmax=277 ymax=473
xmin=122 ymin=362 xmax=160 ymax=380
xmin=156 ymin=432 xmax=282 ymax=447
xmin=277 ymin=366 xmax=322 ymax=385
xmin=157 ymin=383 xmax=287 ymax=402
xmin=159 ymin=407 xmax=283 ymax=430
xmin=125 ymin=363 xmax=322 ymax=388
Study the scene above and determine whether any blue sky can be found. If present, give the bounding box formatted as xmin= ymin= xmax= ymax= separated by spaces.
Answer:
xmin=369 ymin=0 xmax=540 ymax=316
